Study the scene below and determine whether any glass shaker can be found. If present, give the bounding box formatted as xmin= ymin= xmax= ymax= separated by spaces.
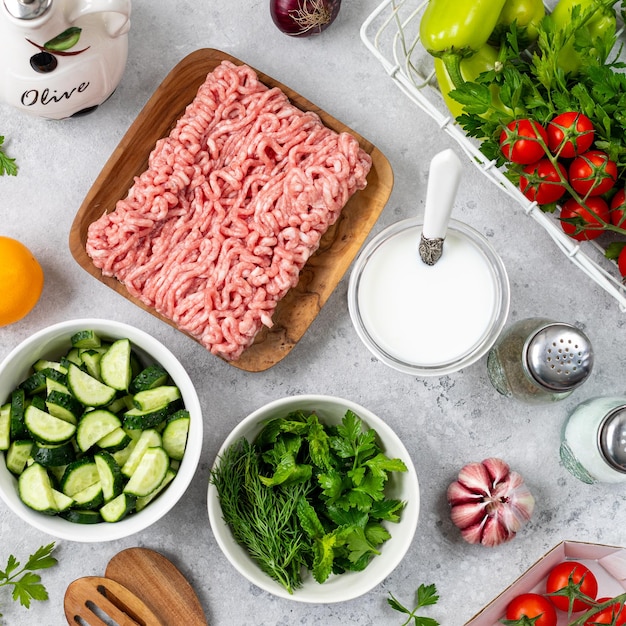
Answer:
xmin=560 ymin=397 xmax=626 ymax=484
xmin=486 ymin=318 xmax=593 ymax=404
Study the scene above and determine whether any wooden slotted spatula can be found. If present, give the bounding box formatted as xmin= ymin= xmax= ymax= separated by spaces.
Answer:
xmin=64 ymin=576 xmax=162 ymax=625
xmin=105 ymin=547 xmax=208 ymax=626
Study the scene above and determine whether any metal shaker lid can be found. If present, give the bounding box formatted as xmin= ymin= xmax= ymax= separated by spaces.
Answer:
xmin=3 ymin=0 xmax=52 ymax=19
xmin=524 ymin=322 xmax=593 ymax=392
xmin=599 ymin=406 xmax=626 ymax=473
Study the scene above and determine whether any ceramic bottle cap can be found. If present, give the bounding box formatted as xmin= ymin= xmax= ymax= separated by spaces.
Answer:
xmin=524 ymin=322 xmax=594 ymax=392
xmin=599 ymin=406 xmax=626 ymax=473
xmin=4 ymin=0 xmax=52 ymax=19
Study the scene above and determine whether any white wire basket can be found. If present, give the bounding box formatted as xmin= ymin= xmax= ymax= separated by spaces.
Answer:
xmin=360 ymin=0 xmax=626 ymax=312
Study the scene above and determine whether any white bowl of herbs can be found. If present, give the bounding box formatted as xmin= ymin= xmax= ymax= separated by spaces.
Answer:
xmin=207 ymin=395 xmax=420 ymax=603
xmin=0 ymin=318 xmax=202 ymax=542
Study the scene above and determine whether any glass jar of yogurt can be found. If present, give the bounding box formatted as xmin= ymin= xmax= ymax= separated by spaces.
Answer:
xmin=560 ymin=397 xmax=626 ymax=484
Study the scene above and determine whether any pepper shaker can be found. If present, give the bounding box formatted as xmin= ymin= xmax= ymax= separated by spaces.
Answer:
xmin=486 ymin=317 xmax=593 ymax=404
xmin=560 ymin=397 xmax=626 ymax=484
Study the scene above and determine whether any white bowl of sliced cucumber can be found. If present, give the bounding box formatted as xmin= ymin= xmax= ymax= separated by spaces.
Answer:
xmin=0 ymin=319 xmax=202 ymax=542
xmin=207 ymin=395 xmax=420 ymax=603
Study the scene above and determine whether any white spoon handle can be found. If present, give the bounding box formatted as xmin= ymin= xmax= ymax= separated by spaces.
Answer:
xmin=422 ymin=148 xmax=463 ymax=240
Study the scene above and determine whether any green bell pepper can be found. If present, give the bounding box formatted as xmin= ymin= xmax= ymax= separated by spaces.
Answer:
xmin=419 ymin=0 xmax=508 ymax=89
xmin=489 ymin=0 xmax=545 ymax=46
xmin=550 ymin=0 xmax=617 ymax=75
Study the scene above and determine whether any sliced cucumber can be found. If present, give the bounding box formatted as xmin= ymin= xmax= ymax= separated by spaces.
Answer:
xmin=94 ymin=451 xmax=123 ymax=502
xmin=60 ymin=509 xmax=102 ymax=524
xmin=24 ymin=404 xmax=76 ymax=444
xmin=111 ymin=438 xmax=137 ymax=467
xmin=6 ymin=440 xmax=34 ymax=475
xmin=67 ymin=363 xmax=116 ymax=407
xmin=45 ymin=390 xmax=82 ymax=424
xmin=18 ymin=463 xmax=58 ymax=514
xmin=80 ymin=349 xmax=103 ymax=380
xmin=33 ymin=360 xmax=67 ymax=374
xmin=71 ymin=482 xmax=104 ymax=510
xmin=10 ymin=389 xmax=27 ymax=440
xmin=52 ymin=489 xmax=74 ymax=513
xmin=46 ymin=376 xmax=71 ymax=396
xmin=135 ymin=467 xmax=176 ymax=512
xmin=39 ymin=367 xmax=68 ymax=386
xmin=106 ymin=395 xmax=134 ymax=414
xmin=0 ymin=403 xmax=10 ymax=451
xmin=130 ymin=364 xmax=169 ymax=393
xmin=123 ymin=405 xmax=171 ymax=431
xmin=100 ymin=339 xmax=132 ymax=391
xmin=162 ymin=411 xmax=190 ymax=461
xmin=123 ymin=446 xmax=169 ymax=497
xmin=97 ymin=427 xmax=131 ymax=453
xmin=19 ymin=371 xmax=47 ymax=396
xmin=65 ymin=347 xmax=83 ymax=366
xmin=70 ymin=330 xmax=102 ymax=349
xmin=132 ymin=386 xmax=181 ymax=412
xmin=121 ymin=429 xmax=162 ymax=477
xmin=76 ymin=410 xmax=121 ymax=452
xmin=100 ymin=493 xmax=136 ymax=522
xmin=31 ymin=441 xmax=76 ymax=467
xmin=60 ymin=458 xmax=99 ymax=497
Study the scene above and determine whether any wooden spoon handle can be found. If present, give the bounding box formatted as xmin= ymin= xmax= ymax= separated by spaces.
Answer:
xmin=64 ymin=576 xmax=163 ymax=626
xmin=105 ymin=547 xmax=208 ymax=625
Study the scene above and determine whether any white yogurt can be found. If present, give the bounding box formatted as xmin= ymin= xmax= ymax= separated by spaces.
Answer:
xmin=352 ymin=221 xmax=506 ymax=371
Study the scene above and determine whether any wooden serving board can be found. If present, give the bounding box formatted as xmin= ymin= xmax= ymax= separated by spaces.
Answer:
xmin=69 ymin=48 xmax=393 ymax=372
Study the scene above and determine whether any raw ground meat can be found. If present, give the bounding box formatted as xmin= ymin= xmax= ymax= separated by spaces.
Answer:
xmin=86 ymin=60 xmax=372 ymax=360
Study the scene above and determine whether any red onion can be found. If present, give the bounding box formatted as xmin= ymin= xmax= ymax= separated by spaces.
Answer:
xmin=270 ymin=0 xmax=341 ymax=37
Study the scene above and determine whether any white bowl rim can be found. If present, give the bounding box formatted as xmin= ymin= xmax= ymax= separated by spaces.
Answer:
xmin=207 ymin=394 xmax=420 ymax=603
xmin=0 ymin=318 xmax=203 ymax=542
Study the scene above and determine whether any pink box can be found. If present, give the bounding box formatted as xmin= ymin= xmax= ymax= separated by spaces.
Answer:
xmin=465 ymin=541 xmax=626 ymax=625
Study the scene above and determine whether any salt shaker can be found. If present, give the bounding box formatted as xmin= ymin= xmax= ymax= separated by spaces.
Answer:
xmin=560 ymin=397 xmax=626 ymax=484
xmin=486 ymin=318 xmax=593 ymax=404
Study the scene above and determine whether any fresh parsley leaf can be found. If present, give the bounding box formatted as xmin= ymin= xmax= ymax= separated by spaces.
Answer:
xmin=0 ymin=543 xmax=57 ymax=616
xmin=388 ymin=584 xmax=440 ymax=626
xmin=0 ymin=136 xmax=18 ymax=176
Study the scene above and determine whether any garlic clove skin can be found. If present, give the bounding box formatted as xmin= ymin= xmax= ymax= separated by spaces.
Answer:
xmin=447 ymin=458 xmax=535 ymax=547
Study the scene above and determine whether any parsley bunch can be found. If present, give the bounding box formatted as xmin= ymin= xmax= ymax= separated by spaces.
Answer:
xmin=0 ymin=136 xmax=17 ymax=176
xmin=211 ymin=409 xmax=408 ymax=593
xmin=0 ymin=543 xmax=57 ymax=619
xmin=388 ymin=583 xmax=440 ymax=626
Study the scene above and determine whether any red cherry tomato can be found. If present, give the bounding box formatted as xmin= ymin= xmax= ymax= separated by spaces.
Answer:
xmin=500 ymin=119 xmax=548 ymax=164
xmin=611 ymin=188 xmax=626 ymax=227
xmin=506 ymin=593 xmax=558 ymax=626
xmin=519 ymin=159 xmax=567 ymax=205
xmin=584 ymin=597 xmax=626 ymax=626
xmin=560 ymin=197 xmax=610 ymax=241
xmin=569 ymin=150 xmax=617 ymax=197
xmin=545 ymin=561 xmax=598 ymax=612
xmin=547 ymin=111 xmax=595 ymax=158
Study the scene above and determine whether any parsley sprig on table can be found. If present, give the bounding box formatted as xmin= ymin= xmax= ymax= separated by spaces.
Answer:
xmin=388 ymin=583 xmax=440 ymax=626
xmin=211 ymin=409 xmax=408 ymax=593
xmin=0 ymin=543 xmax=57 ymax=618
xmin=0 ymin=136 xmax=17 ymax=176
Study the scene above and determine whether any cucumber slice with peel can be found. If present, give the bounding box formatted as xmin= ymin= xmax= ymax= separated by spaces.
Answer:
xmin=121 ymin=429 xmax=161 ymax=477
xmin=100 ymin=493 xmax=136 ymax=522
xmin=100 ymin=339 xmax=132 ymax=391
xmin=132 ymin=386 xmax=181 ymax=412
xmin=94 ymin=451 xmax=123 ymax=502
xmin=76 ymin=410 xmax=121 ymax=452
xmin=60 ymin=458 xmax=99 ymax=497
xmin=162 ymin=411 xmax=190 ymax=461
xmin=0 ymin=403 xmax=10 ymax=450
xmin=24 ymin=404 xmax=76 ymax=444
xmin=70 ymin=330 xmax=102 ymax=349
xmin=123 ymin=446 xmax=169 ymax=497
xmin=6 ymin=440 xmax=34 ymax=475
xmin=67 ymin=363 xmax=116 ymax=407
xmin=18 ymin=463 xmax=58 ymax=514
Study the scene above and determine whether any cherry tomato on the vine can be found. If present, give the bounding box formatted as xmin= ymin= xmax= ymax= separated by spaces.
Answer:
xmin=500 ymin=119 xmax=548 ymax=164
xmin=505 ymin=593 xmax=558 ymax=626
xmin=547 ymin=111 xmax=595 ymax=158
xmin=545 ymin=561 xmax=599 ymax=612
xmin=519 ymin=159 xmax=567 ymax=205
xmin=560 ymin=197 xmax=610 ymax=241
xmin=584 ymin=597 xmax=626 ymax=626
xmin=569 ymin=150 xmax=617 ymax=197
xmin=611 ymin=188 xmax=626 ymax=228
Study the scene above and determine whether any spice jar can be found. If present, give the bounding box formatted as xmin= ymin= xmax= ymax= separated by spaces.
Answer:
xmin=486 ymin=318 xmax=593 ymax=404
xmin=560 ymin=397 xmax=626 ymax=484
